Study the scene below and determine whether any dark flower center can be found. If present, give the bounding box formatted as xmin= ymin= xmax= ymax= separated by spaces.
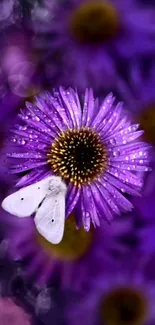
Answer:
xmin=48 ymin=127 xmax=107 ymax=186
xmin=100 ymin=287 xmax=147 ymax=325
xmin=138 ymin=104 xmax=155 ymax=144
xmin=69 ymin=1 xmax=119 ymax=44
xmin=37 ymin=213 xmax=93 ymax=260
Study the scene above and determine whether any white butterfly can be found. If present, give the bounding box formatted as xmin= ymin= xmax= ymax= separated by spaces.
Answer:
xmin=1 ymin=176 xmax=67 ymax=244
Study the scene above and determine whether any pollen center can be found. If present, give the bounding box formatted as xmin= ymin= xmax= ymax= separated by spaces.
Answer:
xmin=37 ymin=213 xmax=93 ymax=261
xmin=48 ymin=127 xmax=107 ymax=186
xmin=69 ymin=1 xmax=119 ymax=44
xmin=100 ymin=287 xmax=147 ymax=325
xmin=138 ymin=104 xmax=155 ymax=144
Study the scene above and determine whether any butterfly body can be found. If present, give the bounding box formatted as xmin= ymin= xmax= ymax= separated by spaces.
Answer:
xmin=1 ymin=176 xmax=67 ymax=244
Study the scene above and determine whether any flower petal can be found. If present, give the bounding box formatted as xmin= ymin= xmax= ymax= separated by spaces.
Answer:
xmin=10 ymin=161 xmax=48 ymax=174
xmin=82 ymin=89 xmax=96 ymax=127
xmin=91 ymin=93 xmax=115 ymax=129
xmin=91 ymin=183 xmax=113 ymax=223
xmin=66 ymin=183 xmax=81 ymax=217
xmin=45 ymin=91 xmax=71 ymax=129
xmin=15 ymin=169 xmax=53 ymax=187
xmin=101 ymin=176 xmax=134 ymax=212
xmin=59 ymin=87 xmax=80 ymax=128
xmin=103 ymin=172 xmax=140 ymax=198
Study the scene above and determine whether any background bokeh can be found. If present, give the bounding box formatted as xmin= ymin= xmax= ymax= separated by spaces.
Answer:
xmin=0 ymin=0 xmax=155 ymax=324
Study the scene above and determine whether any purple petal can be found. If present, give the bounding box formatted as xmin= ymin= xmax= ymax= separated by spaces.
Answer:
xmin=65 ymin=87 xmax=82 ymax=127
xmin=82 ymin=89 xmax=95 ymax=127
xmin=96 ymin=180 xmax=120 ymax=215
xmin=91 ymin=93 xmax=115 ymax=129
xmin=98 ymin=102 xmax=123 ymax=135
xmin=83 ymin=186 xmax=100 ymax=227
xmin=109 ymin=143 xmax=151 ymax=161
xmin=7 ymin=152 xmax=46 ymax=159
xmin=66 ymin=184 xmax=81 ymax=217
xmin=80 ymin=192 xmax=91 ymax=232
xmin=105 ymin=130 xmax=144 ymax=146
xmin=91 ymin=183 xmax=113 ymax=223
xmin=19 ymin=112 xmax=56 ymax=139
xmin=45 ymin=92 xmax=71 ymax=129
xmin=10 ymin=161 xmax=48 ymax=174
xmin=101 ymin=176 xmax=134 ymax=212
xmin=59 ymin=87 xmax=79 ymax=128
xmin=103 ymin=173 xmax=141 ymax=197
xmin=12 ymin=125 xmax=53 ymax=145
xmin=104 ymin=123 xmax=139 ymax=142
xmin=107 ymin=167 xmax=143 ymax=188
xmin=26 ymin=101 xmax=63 ymax=134
xmin=15 ymin=169 xmax=53 ymax=187
xmin=109 ymin=160 xmax=151 ymax=172
xmin=80 ymin=186 xmax=100 ymax=230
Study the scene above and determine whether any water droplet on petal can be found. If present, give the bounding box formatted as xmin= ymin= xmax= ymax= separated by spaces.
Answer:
xmin=110 ymin=138 xmax=116 ymax=145
xmin=113 ymin=150 xmax=120 ymax=157
xmin=11 ymin=138 xmax=17 ymax=143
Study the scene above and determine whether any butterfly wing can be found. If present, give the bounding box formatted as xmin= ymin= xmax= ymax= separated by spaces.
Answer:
xmin=34 ymin=191 xmax=66 ymax=244
xmin=1 ymin=176 xmax=53 ymax=218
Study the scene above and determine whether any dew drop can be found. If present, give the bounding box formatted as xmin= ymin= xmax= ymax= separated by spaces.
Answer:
xmin=38 ymin=144 xmax=46 ymax=150
xmin=113 ymin=150 xmax=120 ymax=157
xmin=33 ymin=116 xmax=40 ymax=122
xmin=110 ymin=138 xmax=116 ymax=145
xmin=11 ymin=138 xmax=17 ymax=143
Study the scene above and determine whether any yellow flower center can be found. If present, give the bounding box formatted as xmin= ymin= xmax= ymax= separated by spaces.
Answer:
xmin=69 ymin=1 xmax=119 ymax=44
xmin=48 ymin=127 xmax=107 ymax=187
xmin=36 ymin=213 xmax=93 ymax=261
xmin=100 ymin=287 xmax=147 ymax=325
xmin=138 ymin=105 xmax=155 ymax=144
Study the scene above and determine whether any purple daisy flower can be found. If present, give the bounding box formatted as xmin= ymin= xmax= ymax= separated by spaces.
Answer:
xmin=3 ymin=210 xmax=135 ymax=286
xmin=118 ymin=59 xmax=155 ymax=195
xmin=67 ymin=264 xmax=155 ymax=325
xmin=117 ymin=59 xmax=155 ymax=143
xmin=32 ymin=0 xmax=155 ymax=92
xmin=6 ymin=88 xmax=151 ymax=229
xmin=0 ymin=27 xmax=41 ymax=100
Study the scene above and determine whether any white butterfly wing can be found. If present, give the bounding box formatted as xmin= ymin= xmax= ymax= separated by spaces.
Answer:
xmin=34 ymin=192 xmax=65 ymax=244
xmin=1 ymin=176 xmax=53 ymax=218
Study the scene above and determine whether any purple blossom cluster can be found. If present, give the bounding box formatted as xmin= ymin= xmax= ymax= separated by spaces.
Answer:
xmin=0 ymin=1 xmax=155 ymax=325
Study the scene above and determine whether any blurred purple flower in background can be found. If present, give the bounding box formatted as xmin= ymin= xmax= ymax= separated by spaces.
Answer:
xmin=3 ymin=211 xmax=135 ymax=286
xmin=0 ymin=1 xmax=155 ymax=324
xmin=31 ymin=0 xmax=155 ymax=92
xmin=5 ymin=88 xmax=151 ymax=229
xmin=118 ymin=59 xmax=155 ymax=195
xmin=67 ymin=262 xmax=155 ymax=325
xmin=1 ymin=27 xmax=41 ymax=99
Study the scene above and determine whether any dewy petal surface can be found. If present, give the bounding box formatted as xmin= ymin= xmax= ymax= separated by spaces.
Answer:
xmin=6 ymin=88 xmax=151 ymax=228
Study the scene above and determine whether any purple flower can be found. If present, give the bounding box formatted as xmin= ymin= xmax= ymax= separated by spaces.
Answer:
xmin=118 ymin=60 xmax=155 ymax=144
xmin=32 ymin=0 xmax=155 ymax=92
xmin=67 ymin=264 xmax=155 ymax=325
xmin=4 ymin=210 xmax=134 ymax=286
xmin=1 ymin=27 xmax=40 ymax=99
xmin=6 ymin=88 xmax=151 ymax=229
xmin=132 ymin=190 xmax=155 ymax=259
xmin=118 ymin=60 xmax=155 ymax=195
